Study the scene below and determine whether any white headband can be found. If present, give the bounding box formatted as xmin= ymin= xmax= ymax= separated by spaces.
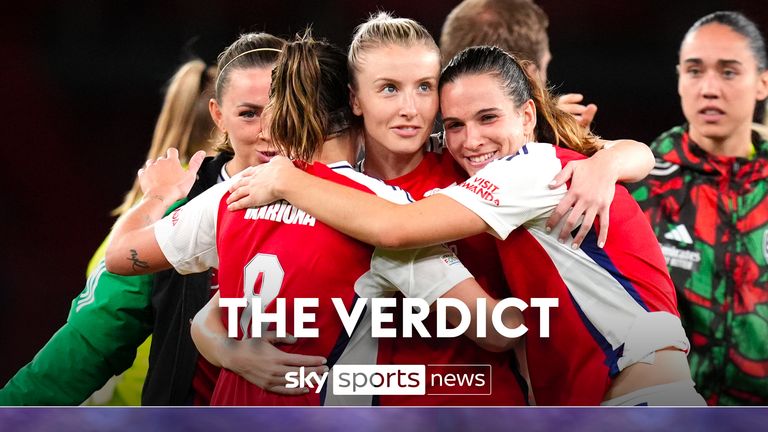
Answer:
xmin=215 ymin=47 xmax=282 ymax=91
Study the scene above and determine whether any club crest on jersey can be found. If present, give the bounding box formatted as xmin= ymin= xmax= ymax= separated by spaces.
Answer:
xmin=423 ymin=183 xmax=456 ymax=198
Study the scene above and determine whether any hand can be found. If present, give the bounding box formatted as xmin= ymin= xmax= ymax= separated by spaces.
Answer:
xmin=227 ymin=155 xmax=295 ymax=210
xmin=222 ymin=331 xmax=328 ymax=395
xmin=138 ymin=148 xmax=206 ymax=203
xmin=545 ymin=153 xmax=618 ymax=249
xmin=557 ymin=93 xmax=598 ymax=129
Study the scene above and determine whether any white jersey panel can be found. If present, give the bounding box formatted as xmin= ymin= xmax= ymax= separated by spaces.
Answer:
xmin=438 ymin=143 xmax=566 ymax=240
xmin=527 ymin=229 xmax=688 ymax=370
xmin=363 ymin=245 xmax=473 ymax=305
xmin=437 ymin=144 xmax=689 ymax=371
xmin=154 ymin=179 xmax=233 ymax=274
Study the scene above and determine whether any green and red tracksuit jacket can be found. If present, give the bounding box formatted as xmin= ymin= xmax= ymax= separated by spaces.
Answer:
xmin=630 ymin=125 xmax=768 ymax=405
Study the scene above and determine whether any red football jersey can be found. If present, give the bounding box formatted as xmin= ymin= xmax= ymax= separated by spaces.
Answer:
xmin=156 ymin=160 xmax=473 ymax=406
xmin=440 ymin=143 xmax=685 ymax=405
xmin=212 ymin=162 xmax=393 ymax=405
xmin=378 ymin=151 xmax=527 ymax=406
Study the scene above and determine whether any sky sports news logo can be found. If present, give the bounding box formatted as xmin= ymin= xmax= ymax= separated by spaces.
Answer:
xmin=286 ymin=364 xmax=491 ymax=396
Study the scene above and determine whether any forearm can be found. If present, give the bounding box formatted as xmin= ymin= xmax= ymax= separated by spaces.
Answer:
xmin=274 ymin=168 xmax=485 ymax=249
xmin=599 ymin=139 xmax=654 ymax=183
xmin=190 ymin=294 xmax=229 ymax=368
xmin=107 ymin=149 xmax=206 ymax=275
xmin=482 ymin=297 xmax=524 ymax=352
xmin=275 ymin=168 xmax=406 ymax=247
xmin=105 ymin=191 xmax=175 ymax=275
xmin=442 ymin=279 xmax=522 ymax=352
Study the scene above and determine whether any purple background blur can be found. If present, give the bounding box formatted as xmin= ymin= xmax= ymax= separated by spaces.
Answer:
xmin=1 ymin=0 xmax=766 ymax=389
xmin=1 ymin=407 xmax=766 ymax=430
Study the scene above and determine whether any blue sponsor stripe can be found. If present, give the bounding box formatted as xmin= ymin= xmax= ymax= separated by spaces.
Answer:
xmin=320 ymin=295 xmax=364 ymax=405
xmin=567 ymin=290 xmax=623 ymax=377
xmin=578 ymin=228 xmax=650 ymax=312
xmin=563 ymin=224 xmax=648 ymax=376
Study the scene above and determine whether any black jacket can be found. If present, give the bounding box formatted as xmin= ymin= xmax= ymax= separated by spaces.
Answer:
xmin=141 ymin=153 xmax=231 ymax=405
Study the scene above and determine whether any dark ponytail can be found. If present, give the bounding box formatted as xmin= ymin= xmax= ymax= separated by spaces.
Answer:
xmin=268 ymin=30 xmax=357 ymax=162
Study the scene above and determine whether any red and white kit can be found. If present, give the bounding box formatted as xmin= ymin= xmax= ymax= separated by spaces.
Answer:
xmin=155 ymin=161 xmax=471 ymax=405
xmin=439 ymin=143 xmax=689 ymax=405
xmin=375 ymin=150 xmax=527 ymax=406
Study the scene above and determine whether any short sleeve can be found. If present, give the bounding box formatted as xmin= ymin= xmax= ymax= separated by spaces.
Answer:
xmin=154 ymin=180 xmax=231 ymax=274
xmin=437 ymin=145 xmax=565 ymax=239
xmin=359 ymin=244 xmax=473 ymax=305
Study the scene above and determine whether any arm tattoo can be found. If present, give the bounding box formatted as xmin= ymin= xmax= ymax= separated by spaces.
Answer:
xmin=127 ymin=249 xmax=150 ymax=272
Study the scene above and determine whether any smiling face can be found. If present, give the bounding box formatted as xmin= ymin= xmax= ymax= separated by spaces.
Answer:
xmin=350 ymin=43 xmax=441 ymax=160
xmin=440 ymin=72 xmax=536 ymax=176
xmin=678 ymin=23 xmax=768 ymax=153
xmin=209 ymin=66 xmax=275 ymax=170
